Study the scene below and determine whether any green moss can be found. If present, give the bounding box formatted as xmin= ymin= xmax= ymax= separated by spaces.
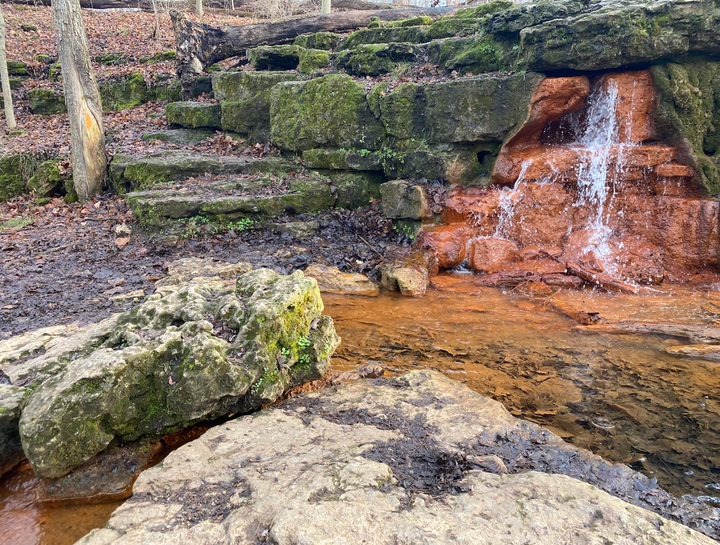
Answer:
xmin=166 ymin=101 xmax=221 ymax=129
xmin=248 ymin=45 xmax=303 ymax=71
xmin=336 ymin=43 xmax=418 ymax=77
xmin=455 ymin=0 xmax=513 ymax=19
xmin=293 ymin=32 xmax=341 ymax=50
xmin=341 ymin=26 xmax=431 ymax=50
xmin=270 ymin=74 xmax=386 ymax=152
xmin=0 ymin=216 xmax=34 ymax=230
xmin=386 ymin=16 xmax=433 ymax=28
xmin=379 ymin=82 xmax=421 ymax=139
xmin=100 ymin=73 xmax=151 ymax=111
xmin=27 ymin=88 xmax=66 ymax=115
xmin=298 ymin=49 xmax=331 ymax=74
xmin=7 ymin=61 xmax=28 ymax=76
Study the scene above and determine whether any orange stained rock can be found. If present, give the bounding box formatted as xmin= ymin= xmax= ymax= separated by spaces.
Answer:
xmin=418 ymin=224 xmax=473 ymax=269
xmin=467 ymin=237 xmax=520 ymax=273
xmin=601 ymin=70 xmax=656 ymax=143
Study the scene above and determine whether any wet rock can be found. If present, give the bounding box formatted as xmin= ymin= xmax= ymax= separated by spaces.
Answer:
xmin=380 ymin=180 xmax=431 ymax=220
xmin=166 ymin=102 xmax=221 ymax=130
xmin=467 ymin=237 xmax=519 ymax=274
xmin=380 ymin=263 xmax=429 ymax=297
xmin=18 ymin=268 xmax=340 ymax=479
xmin=270 ymin=74 xmax=386 ymax=152
xmin=418 ymin=224 xmax=472 ymax=269
xmin=0 ymin=384 xmax=25 ymax=478
xmin=651 ymin=60 xmax=720 ymax=195
xmin=304 ymin=263 xmax=380 ymax=296
xmin=76 ymin=371 xmax=717 ymax=545
xmin=247 ymin=45 xmax=303 ymax=71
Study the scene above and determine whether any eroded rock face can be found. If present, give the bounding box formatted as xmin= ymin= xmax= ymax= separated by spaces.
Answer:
xmin=77 ymin=371 xmax=718 ymax=545
xmin=17 ymin=268 xmax=339 ymax=479
xmin=0 ymin=385 xmax=25 ymax=478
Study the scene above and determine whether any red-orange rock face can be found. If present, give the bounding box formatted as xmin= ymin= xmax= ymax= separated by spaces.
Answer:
xmin=420 ymin=70 xmax=718 ymax=286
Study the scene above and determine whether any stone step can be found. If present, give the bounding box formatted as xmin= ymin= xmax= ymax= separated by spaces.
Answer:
xmin=109 ymin=152 xmax=296 ymax=194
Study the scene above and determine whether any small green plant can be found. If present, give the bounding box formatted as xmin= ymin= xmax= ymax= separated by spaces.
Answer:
xmin=297 ymin=336 xmax=312 ymax=349
xmin=0 ymin=216 xmax=34 ymax=230
xmin=394 ymin=222 xmax=418 ymax=242
xmin=227 ymin=218 xmax=255 ymax=231
xmin=359 ymin=148 xmax=373 ymax=157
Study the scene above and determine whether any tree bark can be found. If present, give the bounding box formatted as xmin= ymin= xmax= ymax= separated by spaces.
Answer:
xmin=196 ymin=0 xmax=204 ymax=18
xmin=172 ymin=6 xmax=457 ymax=94
xmin=151 ymin=0 xmax=160 ymax=39
xmin=321 ymin=0 xmax=331 ymax=14
xmin=52 ymin=0 xmax=107 ymax=201
xmin=0 ymin=5 xmax=17 ymax=130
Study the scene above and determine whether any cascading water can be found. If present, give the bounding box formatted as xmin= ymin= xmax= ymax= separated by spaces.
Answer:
xmin=493 ymin=160 xmax=531 ymax=239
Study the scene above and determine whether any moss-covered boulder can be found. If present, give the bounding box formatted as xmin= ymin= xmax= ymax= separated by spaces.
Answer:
xmin=141 ymin=129 xmax=216 ymax=145
xmin=27 ymin=88 xmax=66 ymax=115
xmin=18 ymin=268 xmax=340 ymax=479
xmin=378 ymin=73 xmax=542 ymax=144
xmin=298 ymin=49 xmax=331 ymax=74
xmin=386 ymin=15 xmax=433 ymax=28
xmin=213 ymin=72 xmax=300 ymax=143
xmin=293 ymin=31 xmax=341 ymax=50
xmin=336 ymin=43 xmax=419 ymax=77
xmin=319 ymin=170 xmax=384 ymax=209
xmin=7 ymin=61 xmax=28 ymax=76
xmin=247 ymin=45 xmax=304 ymax=71
xmin=0 ymin=384 xmax=25 ymax=478
xmin=109 ymin=152 xmax=294 ymax=193
xmin=427 ymin=34 xmax=519 ymax=74
xmin=520 ymin=0 xmax=720 ymax=72
xmin=0 ymin=155 xmax=29 ymax=201
xmin=100 ymin=73 xmax=151 ymax=111
xmin=303 ymin=148 xmax=383 ymax=171
xmin=27 ymin=159 xmax=71 ymax=198
xmin=341 ymin=26 xmax=433 ymax=50
xmin=270 ymin=74 xmax=386 ymax=152
xmin=651 ymin=60 xmax=720 ymax=196
xmin=166 ymin=102 xmax=221 ymax=129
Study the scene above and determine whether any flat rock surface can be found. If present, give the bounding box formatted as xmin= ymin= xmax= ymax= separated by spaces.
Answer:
xmin=78 ymin=370 xmax=717 ymax=545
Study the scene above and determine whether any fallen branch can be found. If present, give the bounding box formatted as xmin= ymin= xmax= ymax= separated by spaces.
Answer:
xmin=544 ymin=298 xmax=603 ymax=326
xmin=171 ymin=7 xmax=457 ymax=94
xmin=565 ymin=261 xmax=652 ymax=295
xmin=578 ymin=322 xmax=720 ymax=344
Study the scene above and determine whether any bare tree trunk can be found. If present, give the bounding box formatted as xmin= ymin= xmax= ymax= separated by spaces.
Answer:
xmin=151 ymin=0 xmax=160 ymax=39
xmin=321 ymin=0 xmax=331 ymax=14
xmin=51 ymin=0 xmax=107 ymax=201
xmin=196 ymin=0 xmax=204 ymax=17
xmin=0 ymin=5 xmax=17 ymax=130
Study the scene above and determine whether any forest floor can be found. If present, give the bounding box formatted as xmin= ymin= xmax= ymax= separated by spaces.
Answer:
xmin=0 ymin=5 xmax=403 ymax=339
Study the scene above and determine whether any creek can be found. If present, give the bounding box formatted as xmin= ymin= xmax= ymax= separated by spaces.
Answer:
xmin=3 ymin=278 xmax=720 ymax=544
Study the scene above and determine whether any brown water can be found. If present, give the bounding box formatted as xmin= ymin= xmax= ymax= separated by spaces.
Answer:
xmin=3 ymin=275 xmax=720 ymax=544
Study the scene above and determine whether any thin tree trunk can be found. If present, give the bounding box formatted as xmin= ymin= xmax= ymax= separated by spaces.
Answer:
xmin=151 ymin=0 xmax=160 ymax=39
xmin=0 ymin=5 xmax=16 ymax=130
xmin=196 ymin=0 xmax=204 ymax=17
xmin=51 ymin=0 xmax=107 ymax=201
xmin=321 ymin=0 xmax=331 ymax=14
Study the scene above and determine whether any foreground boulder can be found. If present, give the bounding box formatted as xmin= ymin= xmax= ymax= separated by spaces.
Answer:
xmin=17 ymin=268 xmax=340 ymax=479
xmin=78 ymin=370 xmax=717 ymax=544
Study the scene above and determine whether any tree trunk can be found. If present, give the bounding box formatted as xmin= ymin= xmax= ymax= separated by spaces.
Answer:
xmin=172 ymin=6 xmax=456 ymax=94
xmin=321 ymin=0 xmax=331 ymax=14
xmin=196 ymin=0 xmax=204 ymax=18
xmin=151 ymin=0 xmax=160 ymax=39
xmin=52 ymin=0 xmax=107 ymax=201
xmin=0 ymin=5 xmax=17 ymax=130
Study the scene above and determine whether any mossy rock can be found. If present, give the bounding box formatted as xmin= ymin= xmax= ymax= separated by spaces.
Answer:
xmin=651 ymin=60 xmax=720 ymax=196
xmin=27 ymin=159 xmax=71 ymax=198
xmin=379 ymin=73 xmax=543 ymax=144
xmin=425 ymin=17 xmax=484 ymax=40
xmin=484 ymin=0 xmax=587 ymax=34
xmin=0 ymin=155 xmax=27 ymax=201
xmin=92 ymin=53 xmax=131 ymax=65
xmin=380 ymin=180 xmax=430 ymax=220
xmin=386 ymin=16 xmax=433 ymax=28
xmin=48 ymin=62 xmax=62 ymax=81
xmin=142 ymin=50 xmax=176 ymax=63
xmin=0 ymin=384 xmax=25 ymax=478
xmin=18 ymin=268 xmax=339 ymax=478
xmin=34 ymin=54 xmax=54 ymax=64
xmin=298 ymin=49 xmax=331 ymax=74
xmin=27 ymin=88 xmax=66 ymax=115
xmin=150 ymin=77 xmax=182 ymax=102
xmin=303 ymin=148 xmax=384 ymax=171
xmin=318 ymin=170 xmax=385 ymax=209
xmin=427 ymin=34 xmax=519 ymax=74
xmin=166 ymin=102 xmax=221 ymax=129
xmin=270 ymin=74 xmax=386 ymax=152
xmin=336 ymin=43 xmax=418 ymax=77
xmin=340 ymin=26 xmax=433 ymax=50
xmin=247 ymin=45 xmax=304 ymax=71
xmin=100 ymin=73 xmax=151 ymax=111
xmin=520 ymin=0 xmax=720 ymax=72
xmin=7 ymin=61 xmax=28 ymax=77
xmin=293 ymin=31 xmax=341 ymax=50
xmin=454 ymin=0 xmax=514 ymax=20
xmin=214 ymin=72 xmax=300 ymax=143
xmin=8 ymin=78 xmax=24 ymax=91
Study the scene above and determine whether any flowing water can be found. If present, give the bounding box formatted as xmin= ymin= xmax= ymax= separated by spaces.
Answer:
xmin=3 ymin=280 xmax=720 ymax=544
